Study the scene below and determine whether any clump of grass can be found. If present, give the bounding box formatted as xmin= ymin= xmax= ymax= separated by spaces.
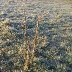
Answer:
xmin=17 ymin=18 xmax=47 ymax=71
xmin=0 ymin=19 xmax=10 ymax=35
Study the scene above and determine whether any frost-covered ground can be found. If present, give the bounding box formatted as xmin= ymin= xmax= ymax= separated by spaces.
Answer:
xmin=0 ymin=0 xmax=72 ymax=72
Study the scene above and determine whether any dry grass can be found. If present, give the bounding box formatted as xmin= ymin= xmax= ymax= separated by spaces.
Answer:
xmin=16 ymin=18 xmax=47 ymax=71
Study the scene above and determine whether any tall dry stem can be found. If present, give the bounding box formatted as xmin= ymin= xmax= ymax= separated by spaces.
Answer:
xmin=33 ymin=20 xmax=39 ymax=48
